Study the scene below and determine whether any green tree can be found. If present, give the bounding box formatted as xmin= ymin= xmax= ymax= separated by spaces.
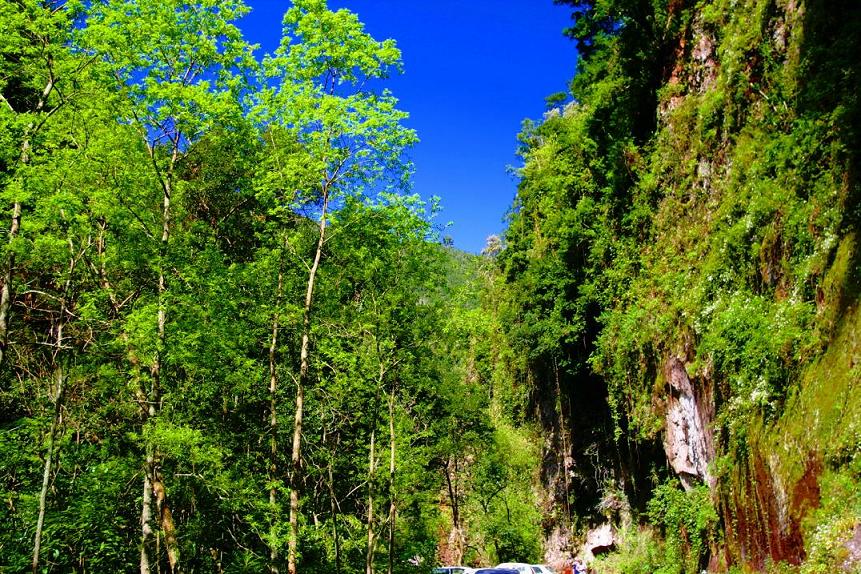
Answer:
xmin=80 ymin=1 xmax=254 ymax=570
xmin=0 ymin=0 xmax=89 ymax=370
xmin=255 ymin=2 xmax=416 ymax=571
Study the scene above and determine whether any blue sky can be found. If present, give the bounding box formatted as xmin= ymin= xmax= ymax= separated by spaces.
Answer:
xmin=240 ymin=1 xmax=577 ymax=253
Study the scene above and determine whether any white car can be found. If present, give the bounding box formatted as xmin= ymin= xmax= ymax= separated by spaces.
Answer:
xmin=496 ymin=563 xmax=533 ymax=574
xmin=531 ymin=566 xmax=556 ymax=574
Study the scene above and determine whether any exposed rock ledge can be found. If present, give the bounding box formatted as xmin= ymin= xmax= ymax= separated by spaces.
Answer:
xmin=663 ymin=357 xmax=716 ymax=490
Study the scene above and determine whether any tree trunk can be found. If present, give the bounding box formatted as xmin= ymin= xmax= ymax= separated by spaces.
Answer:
xmin=151 ymin=149 xmax=172 ymax=423
xmin=445 ymin=457 xmax=460 ymax=531
xmin=387 ymin=389 xmax=396 ymax=574
xmin=0 ymin=200 xmax=21 ymax=368
xmin=444 ymin=455 xmax=464 ymax=564
xmin=327 ymin=457 xmax=341 ymax=574
xmin=153 ymin=472 xmax=179 ymax=572
xmin=140 ymin=450 xmax=154 ymax=574
xmin=288 ymin=188 xmax=329 ymax=574
xmin=32 ymin=237 xmax=77 ymax=573
xmin=31 ymin=357 xmax=65 ymax=574
xmin=366 ymin=426 xmax=376 ymax=574
xmin=269 ymin=250 xmax=284 ymax=574
xmin=366 ymin=361 xmax=386 ymax=574
xmin=141 ymin=144 xmax=179 ymax=574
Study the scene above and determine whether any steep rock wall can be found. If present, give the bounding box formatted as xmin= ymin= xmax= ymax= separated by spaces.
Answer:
xmin=506 ymin=0 xmax=860 ymax=569
xmin=604 ymin=0 xmax=858 ymax=569
xmin=655 ymin=0 xmax=859 ymax=568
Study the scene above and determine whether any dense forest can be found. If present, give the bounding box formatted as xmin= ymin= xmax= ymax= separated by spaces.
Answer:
xmin=0 ymin=1 xmax=859 ymax=574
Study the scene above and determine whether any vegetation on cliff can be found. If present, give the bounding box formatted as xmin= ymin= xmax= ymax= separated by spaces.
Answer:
xmin=496 ymin=0 xmax=860 ymax=571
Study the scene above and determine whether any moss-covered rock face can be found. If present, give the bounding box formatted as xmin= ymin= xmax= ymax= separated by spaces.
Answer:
xmin=500 ymin=0 xmax=860 ymax=571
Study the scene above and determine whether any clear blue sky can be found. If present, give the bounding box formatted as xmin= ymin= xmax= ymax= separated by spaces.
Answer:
xmin=240 ymin=1 xmax=577 ymax=253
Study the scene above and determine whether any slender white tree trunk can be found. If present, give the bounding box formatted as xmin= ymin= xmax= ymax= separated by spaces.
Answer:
xmin=140 ymin=448 xmax=155 ymax=574
xmin=141 ymin=145 xmax=179 ymax=574
xmin=269 ymin=250 xmax=284 ymax=574
xmin=0 ymin=200 xmax=21 ymax=367
xmin=288 ymin=188 xmax=329 ymax=574
xmin=387 ymin=389 xmax=396 ymax=574
xmin=365 ymin=426 xmax=376 ymax=574
xmin=32 ymin=237 xmax=77 ymax=573
xmin=327 ymin=454 xmax=341 ymax=574
xmin=31 ymin=361 xmax=65 ymax=574
xmin=366 ymin=361 xmax=386 ymax=574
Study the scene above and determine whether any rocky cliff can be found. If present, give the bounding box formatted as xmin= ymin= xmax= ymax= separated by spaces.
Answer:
xmin=499 ymin=0 xmax=860 ymax=571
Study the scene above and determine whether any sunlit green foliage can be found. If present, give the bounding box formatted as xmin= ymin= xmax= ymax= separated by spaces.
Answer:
xmin=0 ymin=1 xmax=525 ymax=572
